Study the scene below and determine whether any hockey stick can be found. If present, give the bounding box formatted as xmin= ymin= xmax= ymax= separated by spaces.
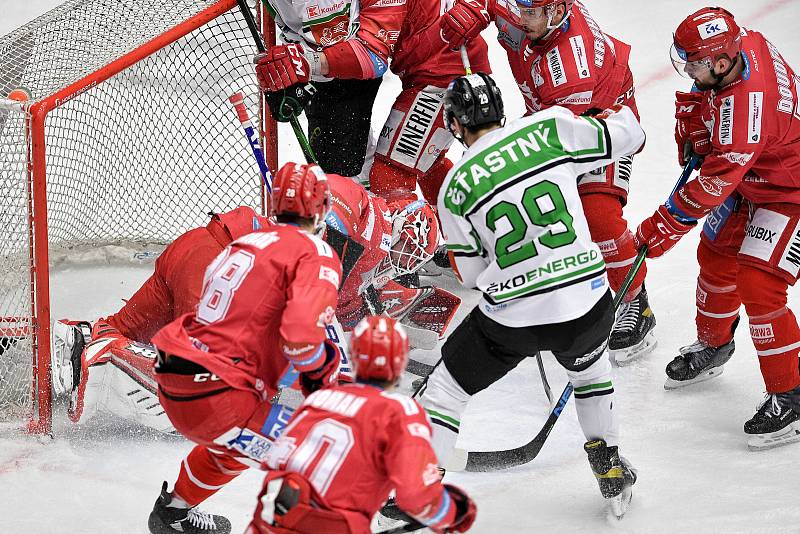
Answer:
xmin=230 ymin=92 xmax=274 ymax=192
xmin=612 ymin=154 xmax=700 ymax=310
xmin=458 ymin=156 xmax=702 ymax=472
xmin=235 ymin=0 xmax=317 ymax=163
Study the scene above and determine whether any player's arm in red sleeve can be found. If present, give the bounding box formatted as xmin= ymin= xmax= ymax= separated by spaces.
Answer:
xmin=323 ymin=0 xmax=406 ymax=79
xmin=280 ymin=234 xmax=343 ymax=392
xmin=382 ymin=394 xmax=476 ymax=532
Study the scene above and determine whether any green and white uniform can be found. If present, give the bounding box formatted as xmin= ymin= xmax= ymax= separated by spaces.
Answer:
xmin=438 ymin=105 xmax=645 ymax=326
xmin=420 ymin=104 xmax=645 ymax=471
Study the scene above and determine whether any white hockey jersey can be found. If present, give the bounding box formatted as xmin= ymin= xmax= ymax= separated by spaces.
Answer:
xmin=438 ymin=105 xmax=645 ymax=326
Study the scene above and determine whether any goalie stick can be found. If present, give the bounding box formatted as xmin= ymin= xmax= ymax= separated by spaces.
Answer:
xmin=445 ymin=155 xmax=702 ymax=472
xmin=235 ymin=0 xmax=317 ymax=163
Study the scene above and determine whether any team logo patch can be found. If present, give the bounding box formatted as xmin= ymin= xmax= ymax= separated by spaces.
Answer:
xmin=698 ymin=18 xmax=729 ymax=40
xmin=319 ymin=265 xmax=340 ymax=288
xmin=721 ymin=151 xmax=755 ymax=166
xmin=546 ymin=46 xmax=567 ymax=87
xmin=718 ymin=96 xmax=734 ymax=145
xmin=750 ymin=323 xmax=775 ymax=344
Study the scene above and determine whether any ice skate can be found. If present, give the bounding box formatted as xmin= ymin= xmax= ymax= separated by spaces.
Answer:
xmin=664 ymin=339 xmax=735 ymax=390
xmin=50 ymin=320 xmax=91 ymax=396
xmin=745 ymin=387 xmax=800 ymax=451
xmin=419 ymin=246 xmax=456 ymax=279
xmin=148 ymin=482 xmax=231 ymax=534
xmin=584 ymin=439 xmax=637 ymax=519
xmin=609 ymin=289 xmax=656 ymax=365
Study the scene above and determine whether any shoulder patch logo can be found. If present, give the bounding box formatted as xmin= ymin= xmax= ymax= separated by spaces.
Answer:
xmin=569 ymin=36 xmax=590 ymax=79
xmin=547 ymin=47 xmax=567 ymax=87
xmin=748 ymin=91 xmax=763 ymax=144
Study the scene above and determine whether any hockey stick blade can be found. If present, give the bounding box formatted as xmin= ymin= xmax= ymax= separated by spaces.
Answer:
xmin=375 ymin=521 xmax=426 ymax=534
xmin=463 ymin=382 xmax=573 ymax=472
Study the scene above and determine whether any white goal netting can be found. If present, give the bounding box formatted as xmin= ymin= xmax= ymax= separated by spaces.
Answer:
xmin=0 ymin=0 xmax=268 ymax=428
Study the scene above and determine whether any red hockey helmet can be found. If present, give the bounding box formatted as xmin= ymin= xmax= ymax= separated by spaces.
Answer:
xmin=671 ymin=7 xmax=741 ymax=80
xmin=350 ymin=315 xmax=409 ymax=383
xmin=387 ymin=199 xmax=440 ymax=276
xmin=272 ymin=163 xmax=331 ymax=233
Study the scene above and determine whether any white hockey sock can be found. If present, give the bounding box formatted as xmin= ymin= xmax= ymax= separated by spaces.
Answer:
xmin=566 ymin=354 xmax=620 ymax=447
xmin=418 ymin=363 xmax=471 ymax=466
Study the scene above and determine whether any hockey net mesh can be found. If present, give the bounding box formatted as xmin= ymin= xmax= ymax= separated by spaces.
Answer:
xmin=0 ymin=0 xmax=266 ymax=425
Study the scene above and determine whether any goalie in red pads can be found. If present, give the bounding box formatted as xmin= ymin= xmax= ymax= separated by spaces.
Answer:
xmin=147 ymin=163 xmax=342 ymax=534
xmin=247 ymin=315 xmax=476 ymax=534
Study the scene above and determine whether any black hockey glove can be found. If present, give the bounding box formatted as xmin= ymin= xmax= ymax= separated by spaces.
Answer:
xmin=264 ymin=82 xmax=317 ymax=122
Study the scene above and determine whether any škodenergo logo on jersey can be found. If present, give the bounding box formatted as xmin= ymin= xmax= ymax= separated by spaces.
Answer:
xmin=485 ymin=250 xmax=600 ymax=296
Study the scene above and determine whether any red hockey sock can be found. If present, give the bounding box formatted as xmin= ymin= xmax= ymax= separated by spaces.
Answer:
xmin=172 ymin=445 xmax=247 ymax=507
xmin=738 ymin=265 xmax=800 ymax=393
xmin=581 ymin=193 xmax=645 ymax=301
xmin=695 ymin=240 xmax=741 ymax=347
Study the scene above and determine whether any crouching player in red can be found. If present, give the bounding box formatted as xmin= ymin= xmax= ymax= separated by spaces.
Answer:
xmin=248 ymin=315 xmax=476 ymax=534
xmin=147 ymin=163 xmax=343 ymax=534
xmin=50 ymin=206 xmax=271 ymax=434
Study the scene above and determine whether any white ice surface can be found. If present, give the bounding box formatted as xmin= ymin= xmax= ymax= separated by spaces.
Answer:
xmin=2 ymin=1 xmax=800 ymax=533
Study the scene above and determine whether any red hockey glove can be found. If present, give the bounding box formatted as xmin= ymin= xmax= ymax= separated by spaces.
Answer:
xmin=440 ymin=0 xmax=490 ymax=49
xmin=442 ymin=484 xmax=476 ymax=533
xmin=255 ymin=44 xmax=322 ymax=92
xmin=299 ymin=339 xmax=340 ymax=397
xmin=674 ymin=91 xmax=711 ymax=166
xmin=634 ymin=205 xmax=696 ymax=258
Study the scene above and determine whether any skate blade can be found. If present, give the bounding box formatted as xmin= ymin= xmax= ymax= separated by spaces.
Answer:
xmin=664 ymin=366 xmax=724 ymax=390
xmin=608 ymin=485 xmax=633 ymax=519
xmin=747 ymin=421 xmax=800 ymax=451
xmin=611 ymin=331 xmax=657 ymax=367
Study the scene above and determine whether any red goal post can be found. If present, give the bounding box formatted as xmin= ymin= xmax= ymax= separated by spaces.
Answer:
xmin=0 ymin=0 xmax=277 ymax=434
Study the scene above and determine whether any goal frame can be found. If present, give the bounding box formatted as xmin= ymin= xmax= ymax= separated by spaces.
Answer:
xmin=4 ymin=0 xmax=277 ymax=434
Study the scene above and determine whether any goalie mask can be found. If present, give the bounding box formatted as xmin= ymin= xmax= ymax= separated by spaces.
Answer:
xmin=386 ymin=199 xmax=439 ymax=277
xmin=272 ymin=162 xmax=331 ymax=234
xmin=350 ymin=315 xmax=409 ymax=383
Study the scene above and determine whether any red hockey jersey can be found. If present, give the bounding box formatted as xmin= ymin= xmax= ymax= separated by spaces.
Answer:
xmin=260 ymin=383 xmax=455 ymax=533
xmin=391 ymin=0 xmax=491 ymax=89
xmin=107 ymin=206 xmax=270 ymax=343
xmin=673 ymin=30 xmax=800 ymax=218
xmin=152 ymin=225 xmax=342 ymax=399
xmin=491 ymin=0 xmax=637 ymax=116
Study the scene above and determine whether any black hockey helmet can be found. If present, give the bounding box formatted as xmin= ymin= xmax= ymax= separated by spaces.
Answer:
xmin=443 ymin=73 xmax=504 ymax=135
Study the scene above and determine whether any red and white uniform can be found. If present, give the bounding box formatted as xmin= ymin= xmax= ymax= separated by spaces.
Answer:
xmin=105 ymin=207 xmax=269 ymax=343
xmin=486 ymin=0 xmax=645 ymax=298
xmin=265 ymin=0 xmax=405 ymax=81
xmin=249 ymin=384 xmax=458 ymax=534
xmin=67 ymin=207 xmax=270 ymax=430
xmin=151 ymin=225 xmax=342 ymax=506
xmin=370 ymin=0 xmax=491 ymax=204
xmin=676 ymin=30 xmax=800 ymax=394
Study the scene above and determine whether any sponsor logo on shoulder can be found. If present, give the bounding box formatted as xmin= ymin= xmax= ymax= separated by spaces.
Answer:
xmin=718 ymin=96 xmax=734 ymax=145
xmin=570 ymin=35 xmax=590 ymax=79
xmin=319 ymin=265 xmax=340 ymax=288
xmin=721 ymin=151 xmax=754 ymax=166
xmin=748 ymin=91 xmax=763 ymax=143
xmin=547 ymin=46 xmax=567 ymax=87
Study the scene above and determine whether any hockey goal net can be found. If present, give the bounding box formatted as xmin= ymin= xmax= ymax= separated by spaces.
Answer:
xmin=0 ymin=0 xmax=277 ymax=433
